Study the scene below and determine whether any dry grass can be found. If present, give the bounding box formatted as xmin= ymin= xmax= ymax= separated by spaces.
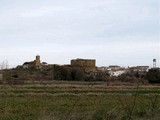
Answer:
xmin=0 ymin=81 xmax=160 ymax=120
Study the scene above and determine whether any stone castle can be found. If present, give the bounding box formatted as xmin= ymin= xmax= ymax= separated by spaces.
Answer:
xmin=71 ymin=58 xmax=96 ymax=72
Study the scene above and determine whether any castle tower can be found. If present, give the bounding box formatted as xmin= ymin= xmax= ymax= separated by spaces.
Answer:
xmin=35 ymin=55 xmax=41 ymax=66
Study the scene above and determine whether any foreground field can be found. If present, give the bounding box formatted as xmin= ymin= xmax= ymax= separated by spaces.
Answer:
xmin=0 ymin=81 xmax=160 ymax=120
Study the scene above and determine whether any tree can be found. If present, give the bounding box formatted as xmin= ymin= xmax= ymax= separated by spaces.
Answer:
xmin=146 ymin=68 xmax=160 ymax=83
xmin=71 ymin=67 xmax=86 ymax=81
xmin=60 ymin=66 xmax=72 ymax=80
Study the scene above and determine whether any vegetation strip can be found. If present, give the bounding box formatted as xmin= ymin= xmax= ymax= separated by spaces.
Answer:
xmin=0 ymin=89 xmax=160 ymax=95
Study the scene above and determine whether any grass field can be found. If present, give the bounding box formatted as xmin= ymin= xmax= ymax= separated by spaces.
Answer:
xmin=0 ymin=81 xmax=160 ymax=120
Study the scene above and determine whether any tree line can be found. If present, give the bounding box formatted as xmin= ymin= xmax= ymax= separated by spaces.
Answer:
xmin=0 ymin=64 xmax=160 ymax=84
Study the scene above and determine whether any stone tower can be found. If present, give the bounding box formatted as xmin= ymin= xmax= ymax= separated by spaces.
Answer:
xmin=35 ymin=55 xmax=41 ymax=66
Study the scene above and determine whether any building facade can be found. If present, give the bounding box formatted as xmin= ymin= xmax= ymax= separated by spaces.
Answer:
xmin=71 ymin=58 xmax=96 ymax=72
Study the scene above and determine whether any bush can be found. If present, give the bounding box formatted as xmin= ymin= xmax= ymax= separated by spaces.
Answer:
xmin=146 ymin=68 xmax=160 ymax=83
xmin=6 ymin=80 xmax=25 ymax=85
xmin=71 ymin=67 xmax=86 ymax=81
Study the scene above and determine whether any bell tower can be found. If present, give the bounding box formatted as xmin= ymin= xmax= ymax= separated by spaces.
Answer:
xmin=35 ymin=55 xmax=41 ymax=66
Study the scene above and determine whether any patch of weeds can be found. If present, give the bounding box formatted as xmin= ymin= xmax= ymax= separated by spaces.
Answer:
xmin=92 ymin=105 xmax=117 ymax=120
xmin=135 ymin=108 xmax=147 ymax=118
xmin=92 ymin=106 xmax=108 ymax=120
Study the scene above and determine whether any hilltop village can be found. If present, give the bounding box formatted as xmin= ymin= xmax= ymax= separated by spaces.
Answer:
xmin=19 ymin=55 xmax=149 ymax=77
xmin=20 ymin=55 xmax=149 ymax=76
xmin=0 ymin=55 xmax=159 ymax=84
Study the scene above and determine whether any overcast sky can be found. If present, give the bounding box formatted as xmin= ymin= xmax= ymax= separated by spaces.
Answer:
xmin=0 ymin=0 xmax=159 ymax=67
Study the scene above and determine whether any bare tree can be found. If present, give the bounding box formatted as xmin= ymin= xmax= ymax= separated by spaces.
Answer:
xmin=0 ymin=60 xmax=9 ymax=70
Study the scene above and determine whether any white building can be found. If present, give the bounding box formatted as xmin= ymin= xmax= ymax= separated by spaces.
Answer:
xmin=109 ymin=70 xmax=125 ymax=77
xmin=108 ymin=65 xmax=126 ymax=77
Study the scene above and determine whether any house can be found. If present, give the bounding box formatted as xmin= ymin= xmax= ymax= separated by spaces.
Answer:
xmin=108 ymin=65 xmax=121 ymax=70
xmin=109 ymin=70 xmax=126 ymax=77
xmin=107 ymin=65 xmax=126 ymax=77
xmin=97 ymin=66 xmax=108 ymax=71
xmin=129 ymin=66 xmax=149 ymax=72
xmin=126 ymin=66 xmax=149 ymax=77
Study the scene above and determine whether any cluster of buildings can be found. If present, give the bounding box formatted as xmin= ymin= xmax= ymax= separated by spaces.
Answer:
xmin=18 ymin=55 xmax=150 ymax=77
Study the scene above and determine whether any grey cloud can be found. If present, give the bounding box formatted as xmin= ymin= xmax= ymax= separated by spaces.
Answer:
xmin=0 ymin=0 xmax=159 ymax=66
